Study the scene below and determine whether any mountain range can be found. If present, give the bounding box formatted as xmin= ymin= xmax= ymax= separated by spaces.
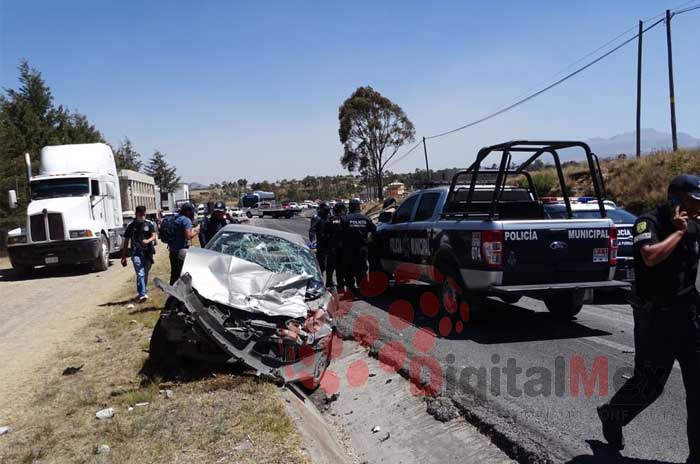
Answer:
xmin=584 ymin=128 xmax=699 ymax=158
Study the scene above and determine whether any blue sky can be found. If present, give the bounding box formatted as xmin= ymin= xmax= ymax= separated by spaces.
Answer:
xmin=1 ymin=0 xmax=698 ymax=184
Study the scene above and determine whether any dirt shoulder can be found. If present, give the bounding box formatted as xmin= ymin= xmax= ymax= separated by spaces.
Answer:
xmin=0 ymin=253 xmax=310 ymax=463
xmin=0 ymin=256 xmax=133 ymax=420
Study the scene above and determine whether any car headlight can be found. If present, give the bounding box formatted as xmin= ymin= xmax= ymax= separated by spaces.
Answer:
xmin=8 ymin=235 xmax=27 ymax=245
xmin=69 ymin=229 xmax=94 ymax=238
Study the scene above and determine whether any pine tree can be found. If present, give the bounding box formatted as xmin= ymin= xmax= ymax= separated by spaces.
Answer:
xmin=0 ymin=60 xmax=102 ymax=228
xmin=144 ymin=150 xmax=180 ymax=192
xmin=114 ymin=137 xmax=142 ymax=171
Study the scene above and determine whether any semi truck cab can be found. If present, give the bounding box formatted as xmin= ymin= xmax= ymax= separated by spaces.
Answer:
xmin=7 ymin=143 xmax=124 ymax=275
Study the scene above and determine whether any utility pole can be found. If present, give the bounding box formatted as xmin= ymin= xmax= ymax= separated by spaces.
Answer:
xmin=422 ymin=137 xmax=431 ymax=183
xmin=636 ymin=20 xmax=643 ymax=158
xmin=665 ymin=9 xmax=678 ymax=151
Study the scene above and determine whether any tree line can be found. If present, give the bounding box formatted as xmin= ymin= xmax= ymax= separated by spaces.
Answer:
xmin=0 ymin=61 xmax=181 ymax=229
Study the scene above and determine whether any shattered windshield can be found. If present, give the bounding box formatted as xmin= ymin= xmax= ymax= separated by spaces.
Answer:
xmin=206 ymin=231 xmax=321 ymax=279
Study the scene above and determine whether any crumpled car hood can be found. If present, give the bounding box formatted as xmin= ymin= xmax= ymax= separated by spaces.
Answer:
xmin=182 ymin=247 xmax=317 ymax=319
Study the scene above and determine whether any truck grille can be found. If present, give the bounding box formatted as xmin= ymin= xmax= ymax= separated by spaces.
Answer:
xmin=30 ymin=214 xmax=46 ymax=242
xmin=48 ymin=213 xmax=64 ymax=240
xmin=29 ymin=213 xmax=64 ymax=242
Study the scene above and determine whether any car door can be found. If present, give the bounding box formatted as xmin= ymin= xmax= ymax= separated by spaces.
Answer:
xmin=378 ymin=194 xmax=419 ymax=275
xmin=402 ymin=192 xmax=442 ymax=282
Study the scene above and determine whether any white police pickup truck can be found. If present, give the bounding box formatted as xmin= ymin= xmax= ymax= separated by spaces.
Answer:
xmin=374 ymin=141 xmax=629 ymax=319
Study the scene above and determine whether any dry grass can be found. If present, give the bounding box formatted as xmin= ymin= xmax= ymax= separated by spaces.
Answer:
xmin=0 ymin=251 xmax=310 ymax=464
xmin=532 ymin=148 xmax=700 ymax=214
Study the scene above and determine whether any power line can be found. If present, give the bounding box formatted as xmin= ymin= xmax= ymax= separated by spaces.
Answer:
xmin=387 ymin=2 xmax=698 ymax=168
xmin=674 ymin=3 xmax=700 ymax=14
xmin=424 ymin=17 xmax=665 ymax=140
xmin=385 ymin=140 xmax=422 ymax=168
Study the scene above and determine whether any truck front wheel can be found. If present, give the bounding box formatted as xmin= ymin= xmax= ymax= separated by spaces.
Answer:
xmin=13 ymin=265 xmax=33 ymax=278
xmin=93 ymin=237 xmax=109 ymax=272
xmin=544 ymin=291 xmax=584 ymax=319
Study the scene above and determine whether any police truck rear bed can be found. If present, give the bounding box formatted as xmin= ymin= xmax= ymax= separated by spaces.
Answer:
xmin=375 ymin=141 xmax=629 ymax=319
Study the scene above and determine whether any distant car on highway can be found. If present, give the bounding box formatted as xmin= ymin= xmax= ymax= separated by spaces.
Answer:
xmin=543 ymin=199 xmax=637 ymax=283
xmin=227 ymin=207 xmax=244 ymax=218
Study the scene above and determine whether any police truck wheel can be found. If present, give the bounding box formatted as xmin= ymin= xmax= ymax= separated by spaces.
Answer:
xmin=544 ymin=291 xmax=584 ymax=319
xmin=93 ymin=237 xmax=109 ymax=272
xmin=438 ymin=264 xmax=480 ymax=327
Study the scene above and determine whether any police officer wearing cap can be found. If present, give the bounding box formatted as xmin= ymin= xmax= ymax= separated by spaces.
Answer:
xmin=326 ymin=202 xmax=347 ymax=291
xmin=342 ymin=199 xmax=376 ymax=292
xmin=199 ymin=200 xmax=229 ymax=247
xmin=597 ymin=174 xmax=700 ymax=460
xmin=309 ymin=202 xmax=331 ymax=273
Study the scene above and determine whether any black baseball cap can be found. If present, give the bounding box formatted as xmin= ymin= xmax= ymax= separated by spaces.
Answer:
xmin=668 ymin=174 xmax=700 ymax=200
xmin=213 ymin=201 xmax=226 ymax=212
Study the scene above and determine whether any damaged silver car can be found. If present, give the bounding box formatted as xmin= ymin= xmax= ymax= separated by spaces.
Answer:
xmin=151 ymin=224 xmax=334 ymax=389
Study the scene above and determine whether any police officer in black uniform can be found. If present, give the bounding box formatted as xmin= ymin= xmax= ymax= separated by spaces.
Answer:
xmin=597 ymin=175 xmax=700 ymax=461
xmin=199 ymin=201 xmax=229 ymax=247
xmin=309 ymin=202 xmax=331 ymax=273
xmin=342 ymin=199 xmax=376 ymax=292
xmin=326 ymin=202 xmax=347 ymax=291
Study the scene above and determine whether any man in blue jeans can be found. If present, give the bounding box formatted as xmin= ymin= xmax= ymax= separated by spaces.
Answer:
xmin=121 ymin=206 xmax=157 ymax=302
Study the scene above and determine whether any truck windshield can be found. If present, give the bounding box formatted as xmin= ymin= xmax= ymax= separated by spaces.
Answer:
xmin=31 ymin=178 xmax=90 ymax=200
xmin=241 ymin=195 xmax=259 ymax=208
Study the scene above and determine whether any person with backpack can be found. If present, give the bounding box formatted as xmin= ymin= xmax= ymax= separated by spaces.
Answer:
xmin=160 ymin=202 xmax=200 ymax=285
xmin=121 ymin=205 xmax=157 ymax=302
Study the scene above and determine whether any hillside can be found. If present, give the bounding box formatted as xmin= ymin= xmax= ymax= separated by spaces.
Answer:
xmin=543 ymin=148 xmax=700 ymax=214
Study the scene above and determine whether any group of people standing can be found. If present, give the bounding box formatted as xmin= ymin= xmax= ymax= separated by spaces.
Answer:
xmin=309 ymin=199 xmax=376 ymax=293
xmin=120 ymin=200 xmax=234 ymax=301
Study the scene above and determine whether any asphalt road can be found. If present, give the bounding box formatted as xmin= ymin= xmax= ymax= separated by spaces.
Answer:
xmin=252 ymin=216 xmax=693 ymax=464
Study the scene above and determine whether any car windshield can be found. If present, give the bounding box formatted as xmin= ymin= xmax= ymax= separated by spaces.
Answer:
xmin=205 ymin=230 xmax=321 ymax=279
xmin=31 ymin=177 xmax=90 ymax=200
xmin=544 ymin=205 xmax=637 ymax=224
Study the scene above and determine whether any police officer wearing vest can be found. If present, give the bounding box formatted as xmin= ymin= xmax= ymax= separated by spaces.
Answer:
xmin=199 ymin=200 xmax=229 ymax=247
xmin=597 ymin=175 xmax=700 ymax=461
xmin=309 ymin=202 xmax=331 ymax=273
xmin=342 ymin=199 xmax=376 ymax=292
xmin=326 ymin=202 xmax=347 ymax=291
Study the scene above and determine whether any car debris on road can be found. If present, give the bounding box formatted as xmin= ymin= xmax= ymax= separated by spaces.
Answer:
xmin=151 ymin=224 xmax=335 ymax=389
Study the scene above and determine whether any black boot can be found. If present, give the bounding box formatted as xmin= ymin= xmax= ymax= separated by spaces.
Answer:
xmin=597 ymin=405 xmax=625 ymax=450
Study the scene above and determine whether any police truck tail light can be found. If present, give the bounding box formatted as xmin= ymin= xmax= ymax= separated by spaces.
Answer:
xmin=482 ymin=230 xmax=504 ymax=269
xmin=609 ymin=227 xmax=618 ymax=265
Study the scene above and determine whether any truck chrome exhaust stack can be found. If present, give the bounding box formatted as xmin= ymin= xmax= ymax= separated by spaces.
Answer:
xmin=24 ymin=152 xmax=32 ymax=181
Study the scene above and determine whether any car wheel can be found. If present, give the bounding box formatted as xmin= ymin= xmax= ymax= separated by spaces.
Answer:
xmin=544 ymin=290 xmax=584 ymax=319
xmin=301 ymin=336 xmax=332 ymax=392
xmin=246 ymin=211 xmax=253 ymax=218
xmin=149 ymin=315 xmax=179 ymax=369
xmin=93 ymin=237 xmax=109 ymax=272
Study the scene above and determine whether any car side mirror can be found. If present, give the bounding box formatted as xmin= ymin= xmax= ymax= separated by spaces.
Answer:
xmin=378 ymin=211 xmax=393 ymax=223
xmin=8 ymin=190 xmax=18 ymax=209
